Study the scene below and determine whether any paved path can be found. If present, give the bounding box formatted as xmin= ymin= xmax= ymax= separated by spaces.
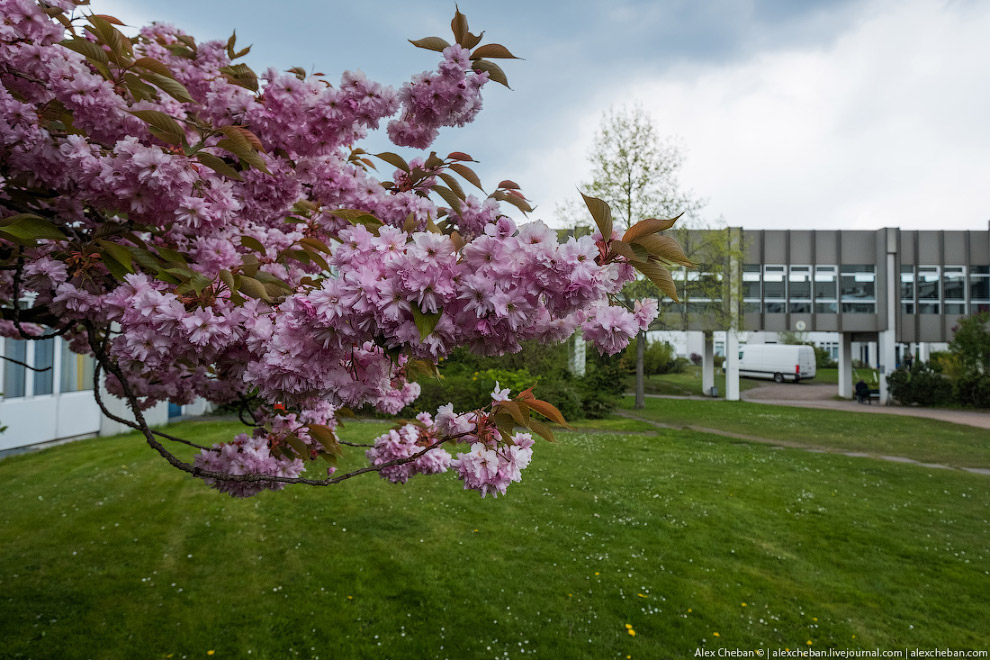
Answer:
xmin=629 ymin=383 xmax=990 ymax=431
xmin=739 ymin=382 xmax=990 ymax=431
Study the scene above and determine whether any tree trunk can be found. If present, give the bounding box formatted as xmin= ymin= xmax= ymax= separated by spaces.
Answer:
xmin=635 ymin=329 xmax=646 ymax=409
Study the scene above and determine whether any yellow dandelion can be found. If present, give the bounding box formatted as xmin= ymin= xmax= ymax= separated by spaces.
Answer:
xmin=628 ymin=629 xmax=636 ymax=637
xmin=207 ymin=652 xmax=215 ymax=657
xmin=637 ymin=593 xmax=647 ymax=598
xmin=473 ymin=529 xmax=478 ymax=533
xmin=595 ymin=572 xmax=600 ymax=576
xmin=812 ymin=617 xmax=817 ymax=622
xmin=713 ymin=632 xmax=720 ymax=637
xmin=741 ymin=602 xmax=747 ymax=607
xmin=807 ymin=641 xmax=813 ymax=646
xmin=568 ymin=593 xmax=572 ymax=597
xmin=852 ymin=635 xmax=856 ymax=639
xmin=347 ymin=595 xmax=353 ymax=600
xmin=625 ymin=624 xmax=633 ymax=629
xmin=687 ymin=608 xmax=692 ymax=613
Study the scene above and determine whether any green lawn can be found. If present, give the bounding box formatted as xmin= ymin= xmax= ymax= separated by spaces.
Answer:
xmin=626 ymin=366 xmax=761 ymax=397
xmin=1 ymin=418 xmax=988 ymax=658
xmin=620 ymin=396 xmax=990 ymax=469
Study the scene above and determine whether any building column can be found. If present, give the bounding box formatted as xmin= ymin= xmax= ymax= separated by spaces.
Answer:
xmin=878 ymin=330 xmax=896 ymax=405
xmin=726 ymin=329 xmax=740 ymax=401
xmin=702 ymin=331 xmax=715 ymax=396
xmin=838 ymin=332 xmax=853 ymax=398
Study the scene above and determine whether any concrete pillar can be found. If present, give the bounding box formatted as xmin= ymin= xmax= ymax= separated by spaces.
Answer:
xmin=702 ymin=331 xmax=715 ymax=396
xmin=878 ymin=250 xmax=897 ymax=404
xmin=726 ymin=330 xmax=740 ymax=401
xmin=568 ymin=329 xmax=586 ymax=377
xmin=838 ymin=332 xmax=853 ymax=399
xmin=878 ymin=331 xmax=896 ymax=404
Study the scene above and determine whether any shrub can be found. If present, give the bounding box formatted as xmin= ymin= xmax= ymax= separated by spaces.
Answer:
xmin=954 ymin=371 xmax=990 ymax=409
xmin=887 ymin=364 xmax=954 ymax=406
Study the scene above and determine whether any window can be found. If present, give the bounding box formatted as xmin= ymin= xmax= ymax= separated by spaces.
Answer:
xmin=3 ymin=338 xmax=27 ymax=398
xmin=763 ymin=265 xmax=785 ymax=312
xmin=917 ymin=266 xmax=939 ymax=314
xmin=814 ymin=266 xmax=837 ymax=314
xmin=742 ymin=264 xmax=761 ymax=300
xmin=840 ymin=265 xmax=875 ymax=313
xmin=61 ymin=347 xmax=95 ymax=393
xmin=944 ymin=266 xmax=966 ymax=314
xmin=900 ymin=265 xmax=915 ymax=314
xmin=972 ymin=266 xmax=990 ymax=313
xmin=789 ymin=266 xmax=811 ymax=299
xmin=33 ymin=338 xmax=54 ymax=396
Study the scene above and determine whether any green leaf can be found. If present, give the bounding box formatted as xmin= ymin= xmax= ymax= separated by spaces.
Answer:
xmin=219 ymin=63 xmax=259 ymax=92
xmin=580 ymin=192 xmax=613 ymax=240
xmin=195 ymin=152 xmax=243 ymax=180
xmin=240 ymin=236 xmax=266 ymax=254
xmin=139 ymin=71 xmax=193 ymax=103
xmin=635 ymin=260 xmax=679 ymax=302
xmin=285 ymin=435 xmax=310 ymax=461
xmin=97 ymin=240 xmax=133 ymax=270
xmin=471 ymin=59 xmax=509 ymax=88
xmin=408 ymin=36 xmax=451 ymax=53
xmin=329 ymin=209 xmax=383 ymax=234
xmin=470 ymin=44 xmax=520 ymax=60
xmin=449 ymin=163 xmax=483 ymax=191
xmin=526 ymin=417 xmax=556 ymax=443
xmin=438 ymin=173 xmax=465 ymax=200
xmin=432 ymin=184 xmax=462 ymax=216
xmin=129 ymin=110 xmax=184 ymax=146
xmin=102 ymin=252 xmax=131 ymax=280
xmin=219 ymin=125 xmax=266 ymax=152
xmin=156 ymin=247 xmax=188 ymax=265
xmin=373 ymin=152 xmax=410 ymax=173
xmin=217 ymin=138 xmax=269 ymax=174
xmin=0 ymin=214 xmax=66 ymax=243
xmin=59 ymin=37 xmax=109 ymax=64
xmin=411 ymin=306 xmax=442 ymax=341
xmin=237 ymin=275 xmax=270 ymax=301
xmin=131 ymin=57 xmax=174 ymax=78
xmin=308 ymin=424 xmax=342 ymax=457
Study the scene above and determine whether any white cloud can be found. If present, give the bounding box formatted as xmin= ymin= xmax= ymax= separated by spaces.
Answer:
xmin=528 ymin=0 xmax=990 ymax=231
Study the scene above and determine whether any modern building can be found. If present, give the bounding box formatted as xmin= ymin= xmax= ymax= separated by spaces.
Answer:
xmin=651 ymin=225 xmax=990 ymax=403
xmin=0 ymin=334 xmax=211 ymax=453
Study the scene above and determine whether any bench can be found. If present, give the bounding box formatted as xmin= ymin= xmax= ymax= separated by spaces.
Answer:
xmin=856 ymin=389 xmax=880 ymax=404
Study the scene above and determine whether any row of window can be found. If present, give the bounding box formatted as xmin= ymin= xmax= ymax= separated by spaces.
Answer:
xmin=900 ymin=266 xmax=990 ymax=315
xmin=3 ymin=338 xmax=95 ymax=399
xmin=742 ymin=264 xmax=990 ymax=315
xmin=743 ymin=265 xmax=876 ymax=313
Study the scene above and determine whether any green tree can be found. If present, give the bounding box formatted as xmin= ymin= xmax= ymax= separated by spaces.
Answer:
xmin=574 ymin=105 xmax=705 ymax=408
xmin=949 ymin=312 xmax=990 ymax=373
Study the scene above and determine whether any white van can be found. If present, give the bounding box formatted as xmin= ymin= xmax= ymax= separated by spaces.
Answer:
xmin=736 ymin=344 xmax=816 ymax=383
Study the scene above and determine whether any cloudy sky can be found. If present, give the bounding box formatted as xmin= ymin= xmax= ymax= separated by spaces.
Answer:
xmin=100 ymin=0 xmax=990 ymax=231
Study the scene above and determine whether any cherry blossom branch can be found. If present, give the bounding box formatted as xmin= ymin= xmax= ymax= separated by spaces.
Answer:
xmin=83 ymin=320 xmax=465 ymax=488
xmin=0 ymin=354 xmax=51 ymax=372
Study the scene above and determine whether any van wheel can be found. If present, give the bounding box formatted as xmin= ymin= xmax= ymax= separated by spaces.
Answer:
xmin=773 ymin=373 xmax=784 ymax=383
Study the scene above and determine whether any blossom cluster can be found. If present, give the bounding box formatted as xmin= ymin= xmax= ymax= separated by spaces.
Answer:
xmin=0 ymin=1 xmax=658 ymax=497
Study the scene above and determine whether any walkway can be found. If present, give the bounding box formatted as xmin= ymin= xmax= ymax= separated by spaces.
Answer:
xmin=740 ymin=382 xmax=990 ymax=431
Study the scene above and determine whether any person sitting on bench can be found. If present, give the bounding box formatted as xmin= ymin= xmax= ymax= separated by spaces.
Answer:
xmin=855 ymin=379 xmax=871 ymax=404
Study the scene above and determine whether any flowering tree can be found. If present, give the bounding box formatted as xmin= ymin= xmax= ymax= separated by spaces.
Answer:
xmin=0 ymin=0 xmax=686 ymax=497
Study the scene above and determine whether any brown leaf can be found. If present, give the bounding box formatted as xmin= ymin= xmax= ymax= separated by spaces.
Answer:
xmin=408 ymin=36 xmax=452 ymax=52
xmin=622 ymin=214 xmax=682 ymax=243
xmin=470 ymin=43 xmax=520 ymax=60
xmin=449 ymin=163 xmax=483 ymax=191
xmin=636 ymin=260 xmax=679 ymax=302
xmin=580 ymin=193 xmax=613 ymax=240
xmin=526 ymin=399 xmax=571 ymax=428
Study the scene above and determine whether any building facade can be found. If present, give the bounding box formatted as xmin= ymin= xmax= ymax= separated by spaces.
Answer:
xmin=653 ymin=225 xmax=990 ymax=402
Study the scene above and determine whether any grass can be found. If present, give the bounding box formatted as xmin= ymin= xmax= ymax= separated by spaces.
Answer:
xmin=1 ymin=417 xmax=989 ymax=657
xmin=620 ymin=397 xmax=990 ymax=469
xmin=625 ymin=366 xmax=761 ymax=397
